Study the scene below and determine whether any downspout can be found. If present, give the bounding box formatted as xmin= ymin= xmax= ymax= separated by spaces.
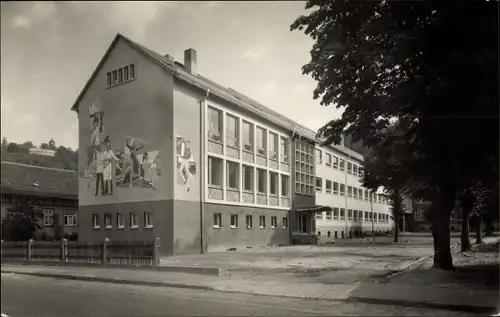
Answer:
xmin=199 ymin=88 xmax=210 ymax=254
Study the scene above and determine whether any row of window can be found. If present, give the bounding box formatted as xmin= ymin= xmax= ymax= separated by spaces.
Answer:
xmin=316 ymin=208 xmax=391 ymax=223
xmin=208 ymin=156 xmax=290 ymax=196
xmin=208 ymin=106 xmax=290 ymax=163
xmin=213 ymin=213 xmax=288 ymax=229
xmin=106 ymin=63 xmax=136 ymax=88
xmin=315 ymin=148 xmax=364 ymax=177
xmin=315 ymin=178 xmax=389 ymax=204
xmin=92 ymin=212 xmax=153 ymax=229
xmin=41 ymin=209 xmax=77 ymax=227
xmin=294 ymin=140 xmax=316 ymax=196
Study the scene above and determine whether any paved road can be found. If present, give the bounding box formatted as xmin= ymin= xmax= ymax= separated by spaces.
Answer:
xmin=1 ymin=274 xmax=479 ymax=317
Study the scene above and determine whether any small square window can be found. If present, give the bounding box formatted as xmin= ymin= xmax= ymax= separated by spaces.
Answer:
xmin=259 ymin=215 xmax=266 ymax=228
xmin=104 ymin=213 xmax=112 ymax=228
xmin=129 ymin=213 xmax=138 ymax=228
xmin=230 ymin=214 xmax=239 ymax=228
xmin=144 ymin=212 xmax=153 ymax=228
xmin=271 ymin=216 xmax=277 ymax=228
xmin=213 ymin=213 xmax=222 ymax=228
xmin=92 ymin=214 xmax=99 ymax=228
xmin=130 ymin=64 xmax=136 ymax=79
xmin=64 ymin=211 xmax=77 ymax=227
xmin=246 ymin=215 xmax=253 ymax=229
xmin=282 ymin=217 xmax=288 ymax=228
xmin=116 ymin=213 xmax=124 ymax=228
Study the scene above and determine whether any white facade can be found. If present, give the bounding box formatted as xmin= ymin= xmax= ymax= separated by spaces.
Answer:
xmin=314 ymin=144 xmax=393 ymax=238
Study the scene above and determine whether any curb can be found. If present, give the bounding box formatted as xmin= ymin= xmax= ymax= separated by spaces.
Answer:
xmin=0 ymin=270 xmax=216 ymax=292
xmin=1 ymin=260 xmax=223 ymax=276
xmin=346 ymin=296 xmax=498 ymax=314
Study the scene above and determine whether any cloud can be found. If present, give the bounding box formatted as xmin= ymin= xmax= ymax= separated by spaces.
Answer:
xmin=11 ymin=15 xmax=31 ymax=28
xmin=105 ymin=1 xmax=180 ymax=40
xmin=10 ymin=2 xmax=57 ymax=28
xmin=205 ymin=1 xmax=220 ymax=8
xmin=242 ymin=48 xmax=265 ymax=61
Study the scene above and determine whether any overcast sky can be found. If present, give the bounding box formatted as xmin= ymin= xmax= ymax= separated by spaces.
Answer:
xmin=1 ymin=1 xmax=342 ymax=150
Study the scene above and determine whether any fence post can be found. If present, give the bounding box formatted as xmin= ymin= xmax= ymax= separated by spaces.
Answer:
xmin=153 ymin=237 xmax=161 ymax=267
xmin=61 ymin=239 xmax=68 ymax=262
xmin=27 ymin=239 xmax=34 ymax=261
xmin=102 ymin=238 xmax=109 ymax=265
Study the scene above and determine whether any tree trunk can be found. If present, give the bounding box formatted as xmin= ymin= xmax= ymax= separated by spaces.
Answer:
xmin=393 ymin=193 xmax=400 ymax=243
xmin=485 ymin=210 xmax=493 ymax=236
xmin=460 ymin=208 xmax=471 ymax=252
xmin=432 ymin=184 xmax=455 ymax=270
xmin=460 ymin=190 xmax=472 ymax=252
xmin=475 ymin=210 xmax=483 ymax=244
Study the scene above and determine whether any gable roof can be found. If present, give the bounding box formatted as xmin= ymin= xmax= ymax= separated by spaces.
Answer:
xmin=1 ymin=161 xmax=78 ymax=199
xmin=70 ymin=33 xmax=363 ymax=161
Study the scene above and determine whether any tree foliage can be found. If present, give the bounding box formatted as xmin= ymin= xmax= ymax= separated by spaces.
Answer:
xmin=1 ymin=203 xmax=43 ymax=241
xmin=2 ymin=139 xmax=78 ymax=171
xmin=291 ymin=1 xmax=498 ymax=269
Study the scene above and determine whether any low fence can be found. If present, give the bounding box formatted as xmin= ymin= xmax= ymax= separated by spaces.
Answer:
xmin=1 ymin=238 xmax=160 ymax=267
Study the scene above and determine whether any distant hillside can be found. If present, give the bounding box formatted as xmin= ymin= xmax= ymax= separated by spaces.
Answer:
xmin=0 ymin=138 xmax=78 ymax=171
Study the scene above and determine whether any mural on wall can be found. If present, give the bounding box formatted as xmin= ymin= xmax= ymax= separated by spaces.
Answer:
xmin=82 ymin=97 xmax=163 ymax=197
xmin=176 ymin=135 xmax=196 ymax=192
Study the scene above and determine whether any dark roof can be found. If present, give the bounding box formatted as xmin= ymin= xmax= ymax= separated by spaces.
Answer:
xmin=70 ymin=33 xmax=363 ymax=161
xmin=1 ymin=161 xmax=77 ymax=199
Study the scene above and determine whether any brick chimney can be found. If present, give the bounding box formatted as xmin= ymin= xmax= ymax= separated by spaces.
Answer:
xmin=184 ymin=48 xmax=197 ymax=75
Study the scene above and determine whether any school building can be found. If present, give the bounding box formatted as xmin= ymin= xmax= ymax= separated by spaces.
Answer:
xmin=71 ymin=33 xmax=392 ymax=256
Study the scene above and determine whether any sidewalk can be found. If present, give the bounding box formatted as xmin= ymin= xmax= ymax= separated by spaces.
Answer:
xmin=348 ymin=236 xmax=500 ymax=314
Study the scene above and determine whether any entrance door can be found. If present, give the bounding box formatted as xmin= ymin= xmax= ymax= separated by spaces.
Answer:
xmin=299 ymin=214 xmax=310 ymax=234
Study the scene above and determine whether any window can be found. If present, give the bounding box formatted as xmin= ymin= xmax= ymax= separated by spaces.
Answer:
xmin=374 ymin=212 xmax=378 ymax=223
xmin=64 ymin=211 xmax=77 ymax=227
xmin=281 ymin=175 xmax=289 ymax=197
xmin=243 ymin=165 xmax=254 ymax=192
xmin=226 ymin=114 xmax=239 ymax=148
xmin=230 ymin=214 xmax=239 ymax=228
xmin=348 ymin=209 xmax=353 ymax=220
xmin=208 ymin=156 xmax=223 ymax=187
xmin=242 ymin=121 xmax=254 ymax=152
xmin=271 ymin=216 xmax=277 ymax=228
xmin=364 ymin=190 xmax=369 ymax=201
xmin=415 ymin=209 xmax=424 ymax=221
xmin=353 ymin=187 xmax=358 ymax=199
xmin=365 ymin=211 xmax=369 ymax=222
xmin=333 ymin=207 xmax=339 ymax=220
xmin=208 ymin=107 xmax=222 ymax=142
xmin=325 ymin=180 xmax=332 ymax=194
xmin=130 ymin=64 xmax=136 ymax=79
xmin=326 ymin=210 xmax=333 ymax=220
xmin=282 ymin=217 xmax=288 ymax=228
xmin=107 ymin=73 xmax=112 ymax=87
xmin=246 ymin=215 xmax=253 ymax=229
xmin=43 ymin=209 xmax=55 ymax=226
xmin=358 ymin=166 xmax=364 ymax=178
xmin=353 ymin=210 xmax=358 ymax=221
xmin=104 ymin=213 xmax=112 ymax=228
xmin=259 ymin=215 xmax=266 ymax=228
xmin=316 ymin=211 xmax=323 ymax=220
xmin=353 ymin=164 xmax=358 ymax=176
xmin=226 ymin=161 xmax=239 ymax=190
xmin=92 ymin=214 xmax=99 ymax=228
xmin=340 ymin=208 xmax=345 ymax=220
xmin=257 ymin=169 xmax=267 ymax=193
xmin=325 ymin=153 xmax=332 ymax=166
xmin=315 ymin=149 xmax=322 ymax=164
xmin=315 ymin=177 xmax=323 ymax=192
xmin=118 ymin=68 xmax=123 ymax=83
xmin=124 ymin=66 xmax=129 ymax=81
xmin=144 ymin=212 xmax=153 ymax=228
xmin=332 ymin=156 xmax=339 ymax=169
xmin=256 ymin=127 xmax=267 ymax=156
xmin=129 ymin=213 xmax=138 ymax=228
xmin=269 ymin=132 xmax=279 ymax=160
xmin=333 ymin=182 xmax=339 ymax=194
xmin=280 ymin=137 xmax=289 ymax=163
xmin=270 ymin=172 xmax=279 ymax=196
xmin=213 ymin=213 xmax=222 ymax=228
xmin=347 ymin=162 xmax=352 ymax=174
xmin=112 ymin=70 xmax=118 ymax=84
xmin=116 ymin=213 xmax=124 ymax=228
xmin=339 ymin=159 xmax=345 ymax=171
xmin=347 ymin=186 xmax=353 ymax=198
xmin=339 ymin=183 xmax=345 ymax=196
